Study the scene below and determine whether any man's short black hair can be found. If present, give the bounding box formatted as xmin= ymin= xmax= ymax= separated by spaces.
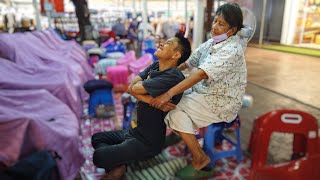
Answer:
xmin=174 ymin=33 xmax=191 ymax=66
xmin=216 ymin=3 xmax=244 ymax=33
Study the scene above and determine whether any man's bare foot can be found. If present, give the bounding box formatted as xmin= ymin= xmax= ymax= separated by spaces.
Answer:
xmin=100 ymin=165 xmax=126 ymax=180
xmin=191 ymin=155 xmax=211 ymax=170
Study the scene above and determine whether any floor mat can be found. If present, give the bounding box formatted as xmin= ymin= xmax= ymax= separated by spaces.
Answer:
xmin=79 ymin=93 xmax=122 ymax=180
xmin=79 ymin=93 xmax=251 ymax=180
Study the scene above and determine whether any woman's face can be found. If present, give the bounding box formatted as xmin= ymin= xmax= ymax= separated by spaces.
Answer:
xmin=211 ymin=15 xmax=232 ymax=37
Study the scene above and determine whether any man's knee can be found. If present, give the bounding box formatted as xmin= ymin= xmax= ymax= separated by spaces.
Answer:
xmin=92 ymin=148 xmax=105 ymax=167
xmin=91 ymin=132 xmax=103 ymax=148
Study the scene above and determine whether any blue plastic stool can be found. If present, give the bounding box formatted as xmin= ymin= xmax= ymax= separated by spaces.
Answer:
xmin=121 ymin=93 xmax=136 ymax=130
xmin=122 ymin=101 xmax=135 ymax=130
xmin=202 ymin=115 xmax=242 ymax=167
xmin=88 ymin=89 xmax=114 ymax=117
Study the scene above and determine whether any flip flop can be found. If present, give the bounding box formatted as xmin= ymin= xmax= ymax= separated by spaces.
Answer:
xmin=176 ymin=164 xmax=215 ymax=180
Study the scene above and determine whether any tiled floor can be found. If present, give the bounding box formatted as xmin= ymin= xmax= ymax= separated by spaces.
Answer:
xmin=245 ymin=47 xmax=320 ymax=109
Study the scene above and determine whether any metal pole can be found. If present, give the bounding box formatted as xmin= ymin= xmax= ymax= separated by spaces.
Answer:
xmin=4 ymin=0 xmax=11 ymax=8
xmin=33 ymin=0 xmax=42 ymax=30
xmin=167 ymin=0 xmax=170 ymax=19
xmin=184 ymin=0 xmax=188 ymax=25
xmin=176 ymin=0 xmax=178 ymax=10
xmin=47 ymin=12 xmax=52 ymax=29
xmin=44 ymin=0 xmax=52 ymax=29
xmin=193 ymin=0 xmax=204 ymax=48
xmin=132 ymin=0 xmax=136 ymax=18
xmin=142 ymin=0 xmax=148 ymax=39
xmin=259 ymin=0 xmax=267 ymax=47
xmin=184 ymin=0 xmax=188 ymax=37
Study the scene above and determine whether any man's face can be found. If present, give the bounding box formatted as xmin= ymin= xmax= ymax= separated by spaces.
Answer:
xmin=210 ymin=15 xmax=231 ymax=37
xmin=154 ymin=37 xmax=180 ymax=60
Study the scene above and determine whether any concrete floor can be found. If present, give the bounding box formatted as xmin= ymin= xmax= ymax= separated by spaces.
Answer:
xmin=238 ymin=47 xmax=320 ymax=162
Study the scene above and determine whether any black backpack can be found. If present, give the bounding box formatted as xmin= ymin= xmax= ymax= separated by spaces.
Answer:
xmin=0 ymin=150 xmax=61 ymax=180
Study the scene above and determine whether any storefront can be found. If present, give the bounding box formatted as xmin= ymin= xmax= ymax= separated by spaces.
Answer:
xmin=281 ymin=0 xmax=320 ymax=49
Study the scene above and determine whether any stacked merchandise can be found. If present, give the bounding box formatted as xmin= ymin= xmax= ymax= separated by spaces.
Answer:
xmin=85 ymin=37 xmax=154 ymax=93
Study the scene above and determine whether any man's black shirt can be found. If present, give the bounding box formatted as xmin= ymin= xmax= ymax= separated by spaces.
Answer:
xmin=129 ymin=62 xmax=185 ymax=154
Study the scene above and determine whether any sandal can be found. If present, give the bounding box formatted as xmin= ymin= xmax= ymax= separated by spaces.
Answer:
xmin=176 ymin=164 xmax=215 ymax=180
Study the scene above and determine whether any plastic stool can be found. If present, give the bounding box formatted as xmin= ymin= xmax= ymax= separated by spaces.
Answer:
xmin=122 ymin=102 xmax=135 ymax=130
xmin=88 ymin=89 xmax=114 ymax=117
xmin=121 ymin=93 xmax=136 ymax=130
xmin=248 ymin=110 xmax=320 ymax=180
xmin=107 ymin=65 xmax=129 ymax=92
xmin=203 ymin=115 xmax=242 ymax=167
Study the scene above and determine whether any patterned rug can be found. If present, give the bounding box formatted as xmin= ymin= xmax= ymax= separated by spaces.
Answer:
xmin=79 ymin=93 xmax=251 ymax=180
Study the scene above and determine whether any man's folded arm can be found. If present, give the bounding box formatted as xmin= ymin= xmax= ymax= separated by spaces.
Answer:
xmin=127 ymin=76 xmax=143 ymax=94
xmin=131 ymin=81 xmax=148 ymax=95
xmin=128 ymin=78 xmax=176 ymax=112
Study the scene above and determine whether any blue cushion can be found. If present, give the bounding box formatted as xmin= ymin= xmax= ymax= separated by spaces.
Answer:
xmin=83 ymin=80 xmax=113 ymax=94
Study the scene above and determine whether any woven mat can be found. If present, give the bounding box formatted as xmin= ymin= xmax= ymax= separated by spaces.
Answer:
xmin=79 ymin=93 xmax=251 ymax=180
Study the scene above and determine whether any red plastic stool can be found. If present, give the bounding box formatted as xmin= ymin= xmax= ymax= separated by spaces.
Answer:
xmin=248 ymin=110 xmax=320 ymax=180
